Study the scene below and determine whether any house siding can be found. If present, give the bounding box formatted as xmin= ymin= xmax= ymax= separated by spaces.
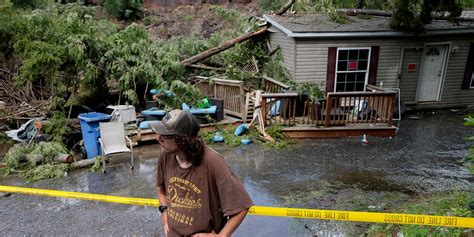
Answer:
xmin=294 ymin=38 xmax=413 ymax=90
xmin=439 ymin=40 xmax=474 ymax=106
xmin=267 ymin=27 xmax=295 ymax=80
xmin=266 ymin=30 xmax=474 ymax=107
xmin=399 ymin=48 xmax=423 ymax=103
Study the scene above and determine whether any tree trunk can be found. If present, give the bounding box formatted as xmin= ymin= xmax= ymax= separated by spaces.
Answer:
xmin=70 ymin=158 xmax=97 ymax=169
xmin=53 ymin=154 xmax=74 ymax=163
xmin=181 ymin=26 xmax=269 ymax=66
xmin=276 ymin=0 xmax=296 ymax=15
xmin=337 ymin=9 xmax=392 ymax=17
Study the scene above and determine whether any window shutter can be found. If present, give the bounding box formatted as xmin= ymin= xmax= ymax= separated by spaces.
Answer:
xmin=462 ymin=43 xmax=474 ymax=89
xmin=326 ymin=47 xmax=337 ymax=92
xmin=368 ymin=46 xmax=380 ymax=85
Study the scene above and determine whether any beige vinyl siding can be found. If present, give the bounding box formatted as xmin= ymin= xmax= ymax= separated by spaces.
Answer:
xmin=294 ymin=38 xmax=415 ymax=90
xmin=439 ymin=40 xmax=474 ymax=105
xmin=270 ymin=29 xmax=474 ymax=107
xmin=267 ymin=28 xmax=295 ymax=80
xmin=399 ymin=48 xmax=423 ymax=103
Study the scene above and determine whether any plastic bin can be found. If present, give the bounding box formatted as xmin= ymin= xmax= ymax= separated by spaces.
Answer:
xmin=78 ymin=112 xmax=111 ymax=159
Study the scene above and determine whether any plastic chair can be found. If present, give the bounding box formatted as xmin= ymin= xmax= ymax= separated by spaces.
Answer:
xmin=98 ymin=122 xmax=134 ymax=173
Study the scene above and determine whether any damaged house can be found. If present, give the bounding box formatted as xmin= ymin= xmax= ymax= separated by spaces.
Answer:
xmin=263 ymin=13 xmax=474 ymax=109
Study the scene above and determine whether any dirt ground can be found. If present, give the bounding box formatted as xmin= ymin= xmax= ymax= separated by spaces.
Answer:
xmin=141 ymin=3 xmax=261 ymax=39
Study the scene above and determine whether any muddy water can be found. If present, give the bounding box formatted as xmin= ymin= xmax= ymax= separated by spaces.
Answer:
xmin=0 ymin=109 xmax=473 ymax=236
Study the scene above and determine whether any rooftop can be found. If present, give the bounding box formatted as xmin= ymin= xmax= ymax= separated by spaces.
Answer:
xmin=264 ymin=12 xmax=474 ymax=38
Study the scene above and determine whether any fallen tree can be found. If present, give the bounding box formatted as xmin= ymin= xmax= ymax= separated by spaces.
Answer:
xmin=181 ymin=25 xmax=269 ymax=66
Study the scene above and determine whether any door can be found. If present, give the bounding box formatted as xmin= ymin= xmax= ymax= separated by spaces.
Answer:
xmin=417 ymin=45 xmax=448 ymax=102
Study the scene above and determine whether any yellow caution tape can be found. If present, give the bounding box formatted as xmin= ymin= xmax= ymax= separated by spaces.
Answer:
xmin=1 ymin=185 xmax=472 ymax=228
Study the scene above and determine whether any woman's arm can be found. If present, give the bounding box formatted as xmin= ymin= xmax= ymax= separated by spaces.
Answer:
xmin=157 ymin=185 xmax=169 ymax=237
xmin=191 ymin=208 xmax=249 ymax=237
xmin=218 ymin=209 xmax=249 ymax=237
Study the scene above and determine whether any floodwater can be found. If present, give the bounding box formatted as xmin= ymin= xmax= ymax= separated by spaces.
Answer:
xmin=0 ymin=108 xmax=473 ymax=236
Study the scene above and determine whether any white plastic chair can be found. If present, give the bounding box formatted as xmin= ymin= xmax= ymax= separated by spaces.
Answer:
xmin=98 ymin=122 xmax=134 ymax=173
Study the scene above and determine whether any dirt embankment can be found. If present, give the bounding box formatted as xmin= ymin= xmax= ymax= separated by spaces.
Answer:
xmin=141 ymin=3 xmax=261 ymax=39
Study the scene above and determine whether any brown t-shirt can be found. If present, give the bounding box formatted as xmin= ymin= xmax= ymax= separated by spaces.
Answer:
xmin=156 ymin=146 xmax=254 ymax=236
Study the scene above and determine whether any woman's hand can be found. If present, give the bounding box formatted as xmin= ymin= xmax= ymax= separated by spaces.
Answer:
xmin=191 ymin=230 xmax=218 ymax=237
xmin=161 ymin=212 xmax=169 ymax=237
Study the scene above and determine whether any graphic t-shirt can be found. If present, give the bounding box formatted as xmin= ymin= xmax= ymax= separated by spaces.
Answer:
xmin=156 ymin=146 xmax=253 ymax=236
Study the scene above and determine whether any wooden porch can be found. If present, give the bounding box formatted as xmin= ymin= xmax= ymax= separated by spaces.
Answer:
xmin=195 ymin=76 xmax=398 ymax=138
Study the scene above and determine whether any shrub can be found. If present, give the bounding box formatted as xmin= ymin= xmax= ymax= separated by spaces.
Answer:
xmin=103 ymin=0 xmax=142 ymax=20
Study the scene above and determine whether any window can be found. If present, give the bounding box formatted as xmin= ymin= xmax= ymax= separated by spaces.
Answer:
xmin=471 ymin=72 xmax=474 ymax=88
xmin=462 ymin=43 xmax=474 ymax=90
xmin=426 ymin=48 xmax=440 ymax=56
xmin=335 ymin=48 xmax=370 ymax=92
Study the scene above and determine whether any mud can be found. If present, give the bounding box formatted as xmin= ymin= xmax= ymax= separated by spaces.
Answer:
xmin=0 ymin=108 xmax=473 ymax=236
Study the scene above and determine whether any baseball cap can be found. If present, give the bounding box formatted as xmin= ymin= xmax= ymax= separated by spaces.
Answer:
xmin=150 ymin=109 xmax=200 ymax=136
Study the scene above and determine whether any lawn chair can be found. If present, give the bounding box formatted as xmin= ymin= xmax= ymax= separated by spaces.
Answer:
xmin=99 ymin=122 xmax=134 ymax=173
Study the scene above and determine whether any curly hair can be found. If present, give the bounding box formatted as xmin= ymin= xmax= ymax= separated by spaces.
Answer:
xmin=174 ymin=134 xmax=204 ymax=166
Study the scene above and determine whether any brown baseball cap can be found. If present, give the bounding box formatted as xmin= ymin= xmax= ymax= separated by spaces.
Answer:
xmin=150 ymin=109 xmax=200 ymax=136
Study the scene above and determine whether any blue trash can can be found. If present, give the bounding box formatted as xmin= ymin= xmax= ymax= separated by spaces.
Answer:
xmin=78 ymin=112 xmax=111 ymax=159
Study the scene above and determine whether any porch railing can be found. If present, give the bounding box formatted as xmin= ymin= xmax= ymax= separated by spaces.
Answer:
xmin=261 ymin=89 xmax=397 ymax=127
xmin=262 ymin=76 xmax=290 ymax=93
xmin=194 ymin=76 xmax=246 ymax=120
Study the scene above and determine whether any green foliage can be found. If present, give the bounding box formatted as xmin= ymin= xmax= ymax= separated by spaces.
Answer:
xmin=210 ymin=5 xmax=250 ymax=32
xmin=3 ymin=141 xmax=67 ymax=180
xmin=169 ymin=80 xmax=205 ymax=108
xmin=461 ymin=0 xmax=474 ymax=9
xmin=391 ymin=0 xmax=462 ymax=33
xmin=390 ymin=0 xmax=425 ymax=33
xmin=4 ymin=144 xmax=32 ymax=171
xmin=182 ymin=14 xmax=193 ymax=22
xmin=143 ymin=16 xmax=154 ymax=26
xmin=10 ymin=0 xmax=51 ymax=9
xmin=287 ymin=81 xmax=325 ymax=101
xmin=201 ymin=124 xmax=295 ymax=149
xmin=103 ymin=0 xmax=142 ymax=20
xmin=0 ymin=0 xmax=13 ymax=10
xmin=3 ymin=3 xmax=118 ymax=139
xmin=313 ymin=0 xmax=350 ymax=24
xmin=102 ymin=23 xmax=158 ymax=105
xmin=89 ymin=156 xmax=103 ymax=172
xmin=464 ymin=115 xmax=474 ymax=174
xmin=29 ymin=141 xmax=68 ymax=163
xmin=0 ymin=133 xmax=14 ymax=144
xmin=257 ymin=0 xmax=286 ymax=12
xmin=424 ymin=0 xmax=462 ymax=23
xmin=44 ymin=111 xmax=71 ymax=143
xmin=464 ymin=115 xmax=474 ymax=126
xmin=24 ymin=163 xmax=69 ymax=182
xmin=262 ymin=51 xmax=290 ymax=82
xmin=264 ymin=125 xmax=296 ymax=149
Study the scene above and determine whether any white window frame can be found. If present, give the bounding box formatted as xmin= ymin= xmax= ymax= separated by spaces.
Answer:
xmin=334 ymin=47 xmax=371 ymax=92
xmin=471 ymin=71 xmax=474 ymax=89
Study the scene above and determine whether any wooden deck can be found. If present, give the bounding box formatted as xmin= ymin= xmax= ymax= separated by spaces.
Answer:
xmin=282 ymin=124 xmax=397 ymax=138
xmin=260 ymin=85 xmax=399 ymax=138
xmin=135 ymin=115 xmax=241 ymax=142
xmin=192 ymin=76 xmax=399 ymax=139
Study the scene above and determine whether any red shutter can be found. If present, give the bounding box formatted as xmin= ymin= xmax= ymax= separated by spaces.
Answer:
xmin=368 ymin=46 xmax=379 ymax=85
xmin=326 ymin=47 xmax=337 ymax=93
xmin=462 ymin=43 xmax=474 ymax=89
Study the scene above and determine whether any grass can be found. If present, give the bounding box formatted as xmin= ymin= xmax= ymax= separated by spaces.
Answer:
xmin=367 ymin=191 xmax=473 ymax=236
